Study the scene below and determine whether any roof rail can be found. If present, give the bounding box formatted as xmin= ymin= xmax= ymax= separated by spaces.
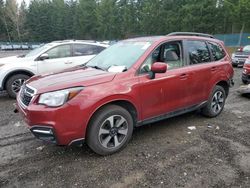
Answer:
xmin=51 ymin=39 xmax=97 ymax=43
xmin=167 ymin=32 xmax=214 ymax=39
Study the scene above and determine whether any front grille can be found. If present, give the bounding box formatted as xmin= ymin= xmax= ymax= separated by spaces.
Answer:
xmin=20 ymin=85 xmax=35 ymax=106
xmin=235 ymin=55 xmax=248 ymax=59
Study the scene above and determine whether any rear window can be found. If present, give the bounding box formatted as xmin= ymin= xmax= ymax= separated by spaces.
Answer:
xmin=186 ymin=40 xmax=211 ymax=65
xmin=208 ymin=42 xmax=226 ymax=61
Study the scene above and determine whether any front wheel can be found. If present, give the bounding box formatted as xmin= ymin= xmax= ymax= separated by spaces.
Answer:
xmin=87 ymin=105 xmax=134 ymax=155
xmin=201 ymin=85 xmax=226 ymax=117
xmin=6 ymin=74 xmax=30 ymax=98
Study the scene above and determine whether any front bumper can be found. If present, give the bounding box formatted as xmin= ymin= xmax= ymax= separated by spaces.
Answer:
xmin=15 ymin=95 xmax=87 ymax=146
xmin=232 ymin=59 xmax=245 ymax=67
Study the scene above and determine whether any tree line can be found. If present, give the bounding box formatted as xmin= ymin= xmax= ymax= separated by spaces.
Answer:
xmin=0 ymin=0 xmax=250 ymax=42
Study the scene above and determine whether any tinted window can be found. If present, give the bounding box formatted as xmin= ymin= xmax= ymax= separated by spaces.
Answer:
xmin=73 ymin=44 xmax=105 ymax=56
xmin=186 ymin=41 xmax=211 ymax=65
xmin=208 ymin=42 xmax=225 ymax=61
xmin=46 ymin=45 xmax=71 ymax=59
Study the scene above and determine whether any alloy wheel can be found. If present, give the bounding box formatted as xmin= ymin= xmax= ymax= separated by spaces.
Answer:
xmin=11 ymin=78 xmax=26 ymax=93
xmin=211 ymin=91 xmax=224 ymax=114
xmin=98 ymin=115 xmax=128 ymax=149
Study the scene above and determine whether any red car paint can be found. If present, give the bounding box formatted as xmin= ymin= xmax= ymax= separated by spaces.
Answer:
xmin=242 ymin=57 xmax=250 ymax=83
xmin=16 ymin=35 xmax=234 ymax=146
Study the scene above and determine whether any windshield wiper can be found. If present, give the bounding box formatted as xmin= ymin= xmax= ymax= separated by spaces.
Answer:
xmin=87 ymin=65 xmax=106 ymax=71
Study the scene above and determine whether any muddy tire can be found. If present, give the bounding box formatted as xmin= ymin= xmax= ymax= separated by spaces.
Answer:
xmin=87 ymin=105 xmax=134 ymax=155
xmin=201 ymin=85 xmax=226 ymax=118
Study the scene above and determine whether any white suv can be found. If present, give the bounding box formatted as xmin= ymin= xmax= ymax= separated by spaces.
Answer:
xmin=0 ymin=40 xmax=108 ymax=98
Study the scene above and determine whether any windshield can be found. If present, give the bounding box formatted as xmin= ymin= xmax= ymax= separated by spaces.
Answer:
xmin=243 ymin=45 xmax=250 ymax=52
xmin=25 ymin=44 xmax=52 ymax=57
xmin=86 ymin=41 xmax=152 ymax=71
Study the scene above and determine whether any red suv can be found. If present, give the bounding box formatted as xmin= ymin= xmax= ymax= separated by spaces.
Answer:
xmin=16 ymin=33 xmax=234 ymax=155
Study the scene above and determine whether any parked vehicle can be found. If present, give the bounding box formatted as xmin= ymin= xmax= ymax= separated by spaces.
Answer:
xmin=232 ymin=45 xmax=250 ymax=67
xmin=16 ymin=33 xmax=234 ymax=155
xmin=242 ymin=56 xmax=250 ymax=84
xmin=0 ymin=40 xmax=108 ymax=98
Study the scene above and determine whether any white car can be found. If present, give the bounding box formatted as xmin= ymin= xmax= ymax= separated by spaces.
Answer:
xmin=0 ymin=40 xmax=108 ymax=98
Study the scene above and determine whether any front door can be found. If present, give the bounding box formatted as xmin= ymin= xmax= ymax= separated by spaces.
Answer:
xmin=37 ymin=44 xmax=72 ymax=74
xmin=138 ymin=40 xmax=191 ymax=120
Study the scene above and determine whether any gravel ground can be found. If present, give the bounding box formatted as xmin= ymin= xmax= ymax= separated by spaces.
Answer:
xmin=0 ymin=51 xmax=250 ymax=188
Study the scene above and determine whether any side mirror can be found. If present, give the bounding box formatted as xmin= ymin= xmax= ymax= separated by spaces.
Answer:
xmin=39 ymin=53 xmax=49 ymax=61
xmin=149 ymin=62 xmax=167 ymax=79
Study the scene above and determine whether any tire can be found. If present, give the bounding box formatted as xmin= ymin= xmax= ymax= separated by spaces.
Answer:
xmin=242 ymin=79 xmax=248 ymax=84
xmin=87 ymin=105 xmax=134 ymax=155
xmin=6 ymin=74 xmax=30 ymax=99
xmin=201 ymin=85 xmax=226 ymax=118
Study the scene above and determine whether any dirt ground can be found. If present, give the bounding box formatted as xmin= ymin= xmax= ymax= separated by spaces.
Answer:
xmin=0 ymin=51 xmax=249 ymax=188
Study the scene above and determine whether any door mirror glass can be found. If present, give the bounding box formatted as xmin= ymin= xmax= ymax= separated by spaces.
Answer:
xmin=149 ymin=62 xmax=167 ymax=79
xmin=39 ymin=53 xmax=49 ymax=61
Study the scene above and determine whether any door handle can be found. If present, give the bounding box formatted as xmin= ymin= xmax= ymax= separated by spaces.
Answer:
xmin=211 ymin=67 xmax=217 ymax=71
xmin=65 ymin=62 xmax=73 ymax=64
xmin=180 ymin=73 xmax=188 ymax=80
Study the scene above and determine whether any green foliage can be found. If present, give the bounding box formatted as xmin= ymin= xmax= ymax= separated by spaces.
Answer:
xmin=0 ymin=0 xmax=250 ymax=42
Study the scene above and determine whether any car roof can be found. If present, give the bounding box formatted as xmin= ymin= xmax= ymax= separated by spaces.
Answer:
xmin=123 ymin=35 xmax=223 ymax=44
xmin=48 ymin=40 xmax=109 ymax=47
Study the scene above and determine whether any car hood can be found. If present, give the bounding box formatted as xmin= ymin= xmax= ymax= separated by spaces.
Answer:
xmin=26 ymin=67 xmax=116 ymax=94
xmin=234 ymin=51 xmax=250 ymax=56
xmin=0 ymin=56 xmax=32 ymax=65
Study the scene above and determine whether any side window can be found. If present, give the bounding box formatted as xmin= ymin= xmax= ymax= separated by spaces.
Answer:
xmin=139 ymin=46 xmax=161 ymax=74
xmin=94 ymin=46 xmax=106 ymax=53
xmin=73 ymin=44 xmax=105 ymax=56
xmin=186 ymin=40 xmax=211 ymax=65
xmin=162 ymin=42 xmax=183 ymax=69
xmin=208 ymin=42 xmax=226 ymax=61
xmin=46 ymin=45 xmax=71 ymax=59
xmin=139 ymin=41 xmax=183 ymax=74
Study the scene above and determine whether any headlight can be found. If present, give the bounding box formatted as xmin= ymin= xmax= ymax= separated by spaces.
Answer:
xmin=38 ymin=87 xmax=83 ymax=107
xmin=245 ymin=59 xmax=250 ymax=64
xmin=231 ymin=53 xmax=235 ymax=59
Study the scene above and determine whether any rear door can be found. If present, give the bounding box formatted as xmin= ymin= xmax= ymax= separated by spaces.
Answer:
xmin=183 ymin=40 xmax=213 ymax=105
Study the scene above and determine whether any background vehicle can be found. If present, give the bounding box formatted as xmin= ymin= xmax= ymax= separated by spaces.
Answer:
xmin=242 ymin=56 xmax=250 ymax=84
xmin=0 ymin=40 xmax=108 ymax=98
xmin=232 ymin=45 xmax=250 ymax=67
xmin=16 ymin=33 xmax=234 ymax=155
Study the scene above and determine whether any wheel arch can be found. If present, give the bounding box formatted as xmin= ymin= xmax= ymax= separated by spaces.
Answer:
xmin=85 ymin=99 xmax=139 ymax=137
xmin=3 ymin=69 xmax=35 ymax=90
xmin=215 ymin=80 xmax=230 ymax=97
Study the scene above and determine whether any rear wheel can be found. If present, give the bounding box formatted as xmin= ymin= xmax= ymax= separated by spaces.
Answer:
xmin=201 ymin=85 xmax=226 ymax=117
xmin=87 ymin=105 xmax=134 ymax=155
xmin=6 ymin=74 xmax=30 ymax=98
